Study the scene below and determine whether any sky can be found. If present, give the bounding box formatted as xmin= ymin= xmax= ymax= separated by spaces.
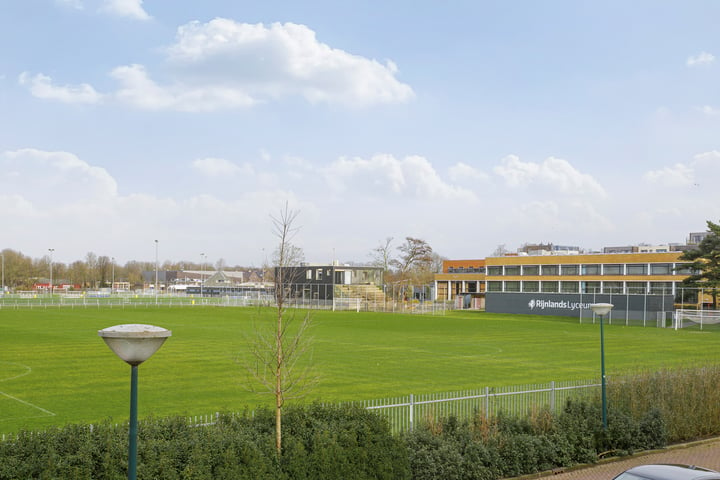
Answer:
xmin=1 ymin=0 xmax=719 ymax=267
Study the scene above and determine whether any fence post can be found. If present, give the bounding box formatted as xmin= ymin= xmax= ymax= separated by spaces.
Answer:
xmin=550 ymin=381 xmax=555 ymax=413
xmin=484 ymin=386 xmax=490 ymax=418
xmin=409 ymin=394 xmax=414 ymax=432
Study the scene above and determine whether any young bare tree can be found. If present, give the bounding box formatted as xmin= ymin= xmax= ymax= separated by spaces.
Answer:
xmin=245 ymin=203 xmax=317 ymax=455
xmin=369 ymin=237 xmax=394 ymax=273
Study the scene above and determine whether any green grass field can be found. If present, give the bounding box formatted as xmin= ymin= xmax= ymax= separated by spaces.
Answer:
xmin=1 ymin=306 xmax=719 ymax=435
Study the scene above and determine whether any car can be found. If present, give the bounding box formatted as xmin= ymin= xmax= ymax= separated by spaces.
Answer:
xmin=613 ymin=464 xmax=720 ymax=480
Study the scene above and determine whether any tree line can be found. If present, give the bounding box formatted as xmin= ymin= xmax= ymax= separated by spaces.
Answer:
xmin=1 ymin=236 xmax=445 ymax=293
xmin=0 ymin=249 xmax=222 ymax=290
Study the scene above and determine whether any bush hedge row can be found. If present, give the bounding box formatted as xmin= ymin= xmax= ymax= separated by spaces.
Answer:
xmin=0 ymin=401 xmax=666 ymax=480
xmin=3 ymin=366 xmax=720 ymax=479
xmin=1 ymin=404 xmax=413 ymax=479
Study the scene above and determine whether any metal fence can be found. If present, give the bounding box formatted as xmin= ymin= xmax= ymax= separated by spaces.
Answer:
xmin=0 ymin=293 xmax=451 ymax=314
xmin=358 ymin=379 xmax=598 ymax=433
xmin=0 ymin=379 xmax=600 ymax=442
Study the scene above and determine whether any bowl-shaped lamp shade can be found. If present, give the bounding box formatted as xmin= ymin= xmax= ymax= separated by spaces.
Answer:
xmin=590 ymin=303 xmax=614 ymax=317
xmin=99 ymin=324 xmax=171 ymax=366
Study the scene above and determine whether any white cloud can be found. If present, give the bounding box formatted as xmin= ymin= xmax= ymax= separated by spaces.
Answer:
xmin=2 ymin=149 xmax=118 ymax=202
xmin=20 ymin=19 xmax=413 ymax=111
xmin=686 ymin=51 xmax=715 ymax=67
xmin=18 ymin=72 xmax=102 ymax=104
xmin=101 ymin=0 xmax=151 ymax=20
xmin=692 ymin=150 xmax=720 ymax=181
xmin=164 ymin=19 xmax=414 ymax=107
xmin=324 ymin=154 xmax=475 ymax=200
xmin=448 ymin=162 xmax=489 ymax=183
xmin=493 ymin=155 xmax=606 ymax=196
xmin=110 ymin=64 xmax=256 ymax=111
xmin=192 ymin=157 xmax=252 ymax=177
xmin=643 ymin=163 xmax=694 ymax=187
xmin=698 ymin=105 xmax=720 ymax=116
xmin=643 ymin=150 xmax=720 ymax=188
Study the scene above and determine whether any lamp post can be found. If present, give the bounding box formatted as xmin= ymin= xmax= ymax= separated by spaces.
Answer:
xmin=200 ymin=253 xmax=206 ymax=297
xmin=1 ymin=251 xmax=5 ymax=295
xmin=590 ymin=302 xmax=613 ymax=429
xmin=154 ymin=240 xmax=159 ymax=301
xmin=48 ymin=248 xmax=55 ymax=296
xmin=111 ymin=257 xmax=115 ymax=294
xmin=99 ymin=324 xmax=171 ymax=480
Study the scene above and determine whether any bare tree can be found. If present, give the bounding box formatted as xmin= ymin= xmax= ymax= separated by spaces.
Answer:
xmin=492 ymin=244 xmax=508 ymax=257
xmin=96 ymin=255 xmax=111 ymax=287
xmin=85 ymin=252 xmax=98 ymax=288
xmin=369 ymin=237 xmax=394 ymax=273
xmin=392 ymin=237 xmax=433 ymax=278
xmin=245 ymin=203 xmax=316 ymax=455
xmin=389 ymin=237 xmax=434 ymax=301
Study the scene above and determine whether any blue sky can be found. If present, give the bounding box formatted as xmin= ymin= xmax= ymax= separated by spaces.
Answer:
xmin=1 ymin=0 xmax=719 ymax=266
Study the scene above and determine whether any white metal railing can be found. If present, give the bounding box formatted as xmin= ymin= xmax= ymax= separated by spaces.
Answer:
xmin=1 ymin=380 xmax=600 ymax=441
xmin=359 ymin=380 xmax=599 ymax=433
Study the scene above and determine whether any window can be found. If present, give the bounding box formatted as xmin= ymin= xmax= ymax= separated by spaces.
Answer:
xmin=561 ymin=265 xmax=580 ymax=275
xmin=582 ymin=281 xmax=601 ymax=294
xmin=541 ymin=281 xmax=559 ymax=293
xmin=306 ymin=270 xmax=312 ymax=280
xmin=505 ymin=281 xmax=520 ymax=292
xmin=626 ymin=282 xmax=647 ymax=294
xmin=649 ymin=282 xmax=673 ymax=295
xmin=316 ymin=269 xmax=323 ymax=280
xmin=603 ymin=282 xmax=624 ymax=294
xmin=582 ymin=264 xmax=600 ymax=275
xmin=560 ymin=281 xmax=579 ymax=293
xmin=504 ymin=265 xmax=521 ymax=276
xmin=523 ymin=265 xmax=540 ymax=275
xmin=487 ymin=281 xmax=503 ymax=292
xmin=626 ymin=264 xmax=647 ymax=275
xmin=650 ymin=263 xmax=672 ymax=275
xmin=541 ymin=265 xmax=559 ymax=275
xmin=603 ymin=264 xmax=623 ymax=275
xmin=522 ymin=281 xmax=539 ymax=292
xmin=487 ymin=266 xmax=502 ymax=276
xmin=674 ymin=264 xmax=692 ymax=275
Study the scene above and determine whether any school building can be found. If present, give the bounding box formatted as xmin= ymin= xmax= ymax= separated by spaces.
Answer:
xmin=434 ymin=247 xmax=705 ymax=321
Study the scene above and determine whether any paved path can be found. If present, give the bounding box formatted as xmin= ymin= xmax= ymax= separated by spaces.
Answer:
xmin=513 ymin=438 xmax=720 ymax=480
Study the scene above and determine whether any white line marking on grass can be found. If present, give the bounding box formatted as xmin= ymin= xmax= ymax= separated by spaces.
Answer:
xmin=0 ymin=390 xmax=56 ymax=418
xmin=0 ymin=361 xmax=56 ymax=418
xmin=0 ymin=361 xmax=32 ymax=382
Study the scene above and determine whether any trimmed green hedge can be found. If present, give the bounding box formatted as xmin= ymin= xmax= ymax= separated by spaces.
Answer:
xmin=6 ymin=364 xmax=720 ymax=480
xmin=403 ymin=401 xmax=668 ymax=479
xmin=0 ymin=405 xmax=409 ymax=480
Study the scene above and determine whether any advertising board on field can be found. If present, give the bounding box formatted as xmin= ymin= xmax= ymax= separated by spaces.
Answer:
xmin=485 ymin=292 xmax=675 ymax=321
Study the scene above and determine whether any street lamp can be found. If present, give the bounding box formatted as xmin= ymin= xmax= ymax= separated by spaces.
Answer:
xmin=154 ymin=240 xmax=159 ymax=301
xmin=48 ymin=248 xmax=55 ymax=296
xmin=1 ymin=251 xmax=5 ymax=295
xmin=99 ymin=324 xmax=171 ymax=480
xmin=200 ymin=253 xmax=206 ymax=297
xmin=111 ymin=257 xmax=115 ymax=294
xmin=590 ymin=302 xmax=613 ymax=429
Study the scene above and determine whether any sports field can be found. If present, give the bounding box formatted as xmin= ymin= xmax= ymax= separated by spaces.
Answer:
xmin=1 ymin=306 xmax=718 ymax=435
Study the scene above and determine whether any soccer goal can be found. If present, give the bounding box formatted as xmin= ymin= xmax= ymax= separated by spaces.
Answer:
xmin=674 ymin=309 xmax=720 ymax=330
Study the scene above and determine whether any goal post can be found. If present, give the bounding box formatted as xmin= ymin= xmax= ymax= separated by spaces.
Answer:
xmin=674 ymin=309 xmax=720 ymax=330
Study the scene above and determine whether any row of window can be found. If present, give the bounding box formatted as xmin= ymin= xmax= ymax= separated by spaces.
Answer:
xmin=447 ymin=267 xmax=486 ymax=273
xmin=486 ymin=280 xmax=676 ymax=295
xmin=486 ymin=263 xmax=691 ymax=276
